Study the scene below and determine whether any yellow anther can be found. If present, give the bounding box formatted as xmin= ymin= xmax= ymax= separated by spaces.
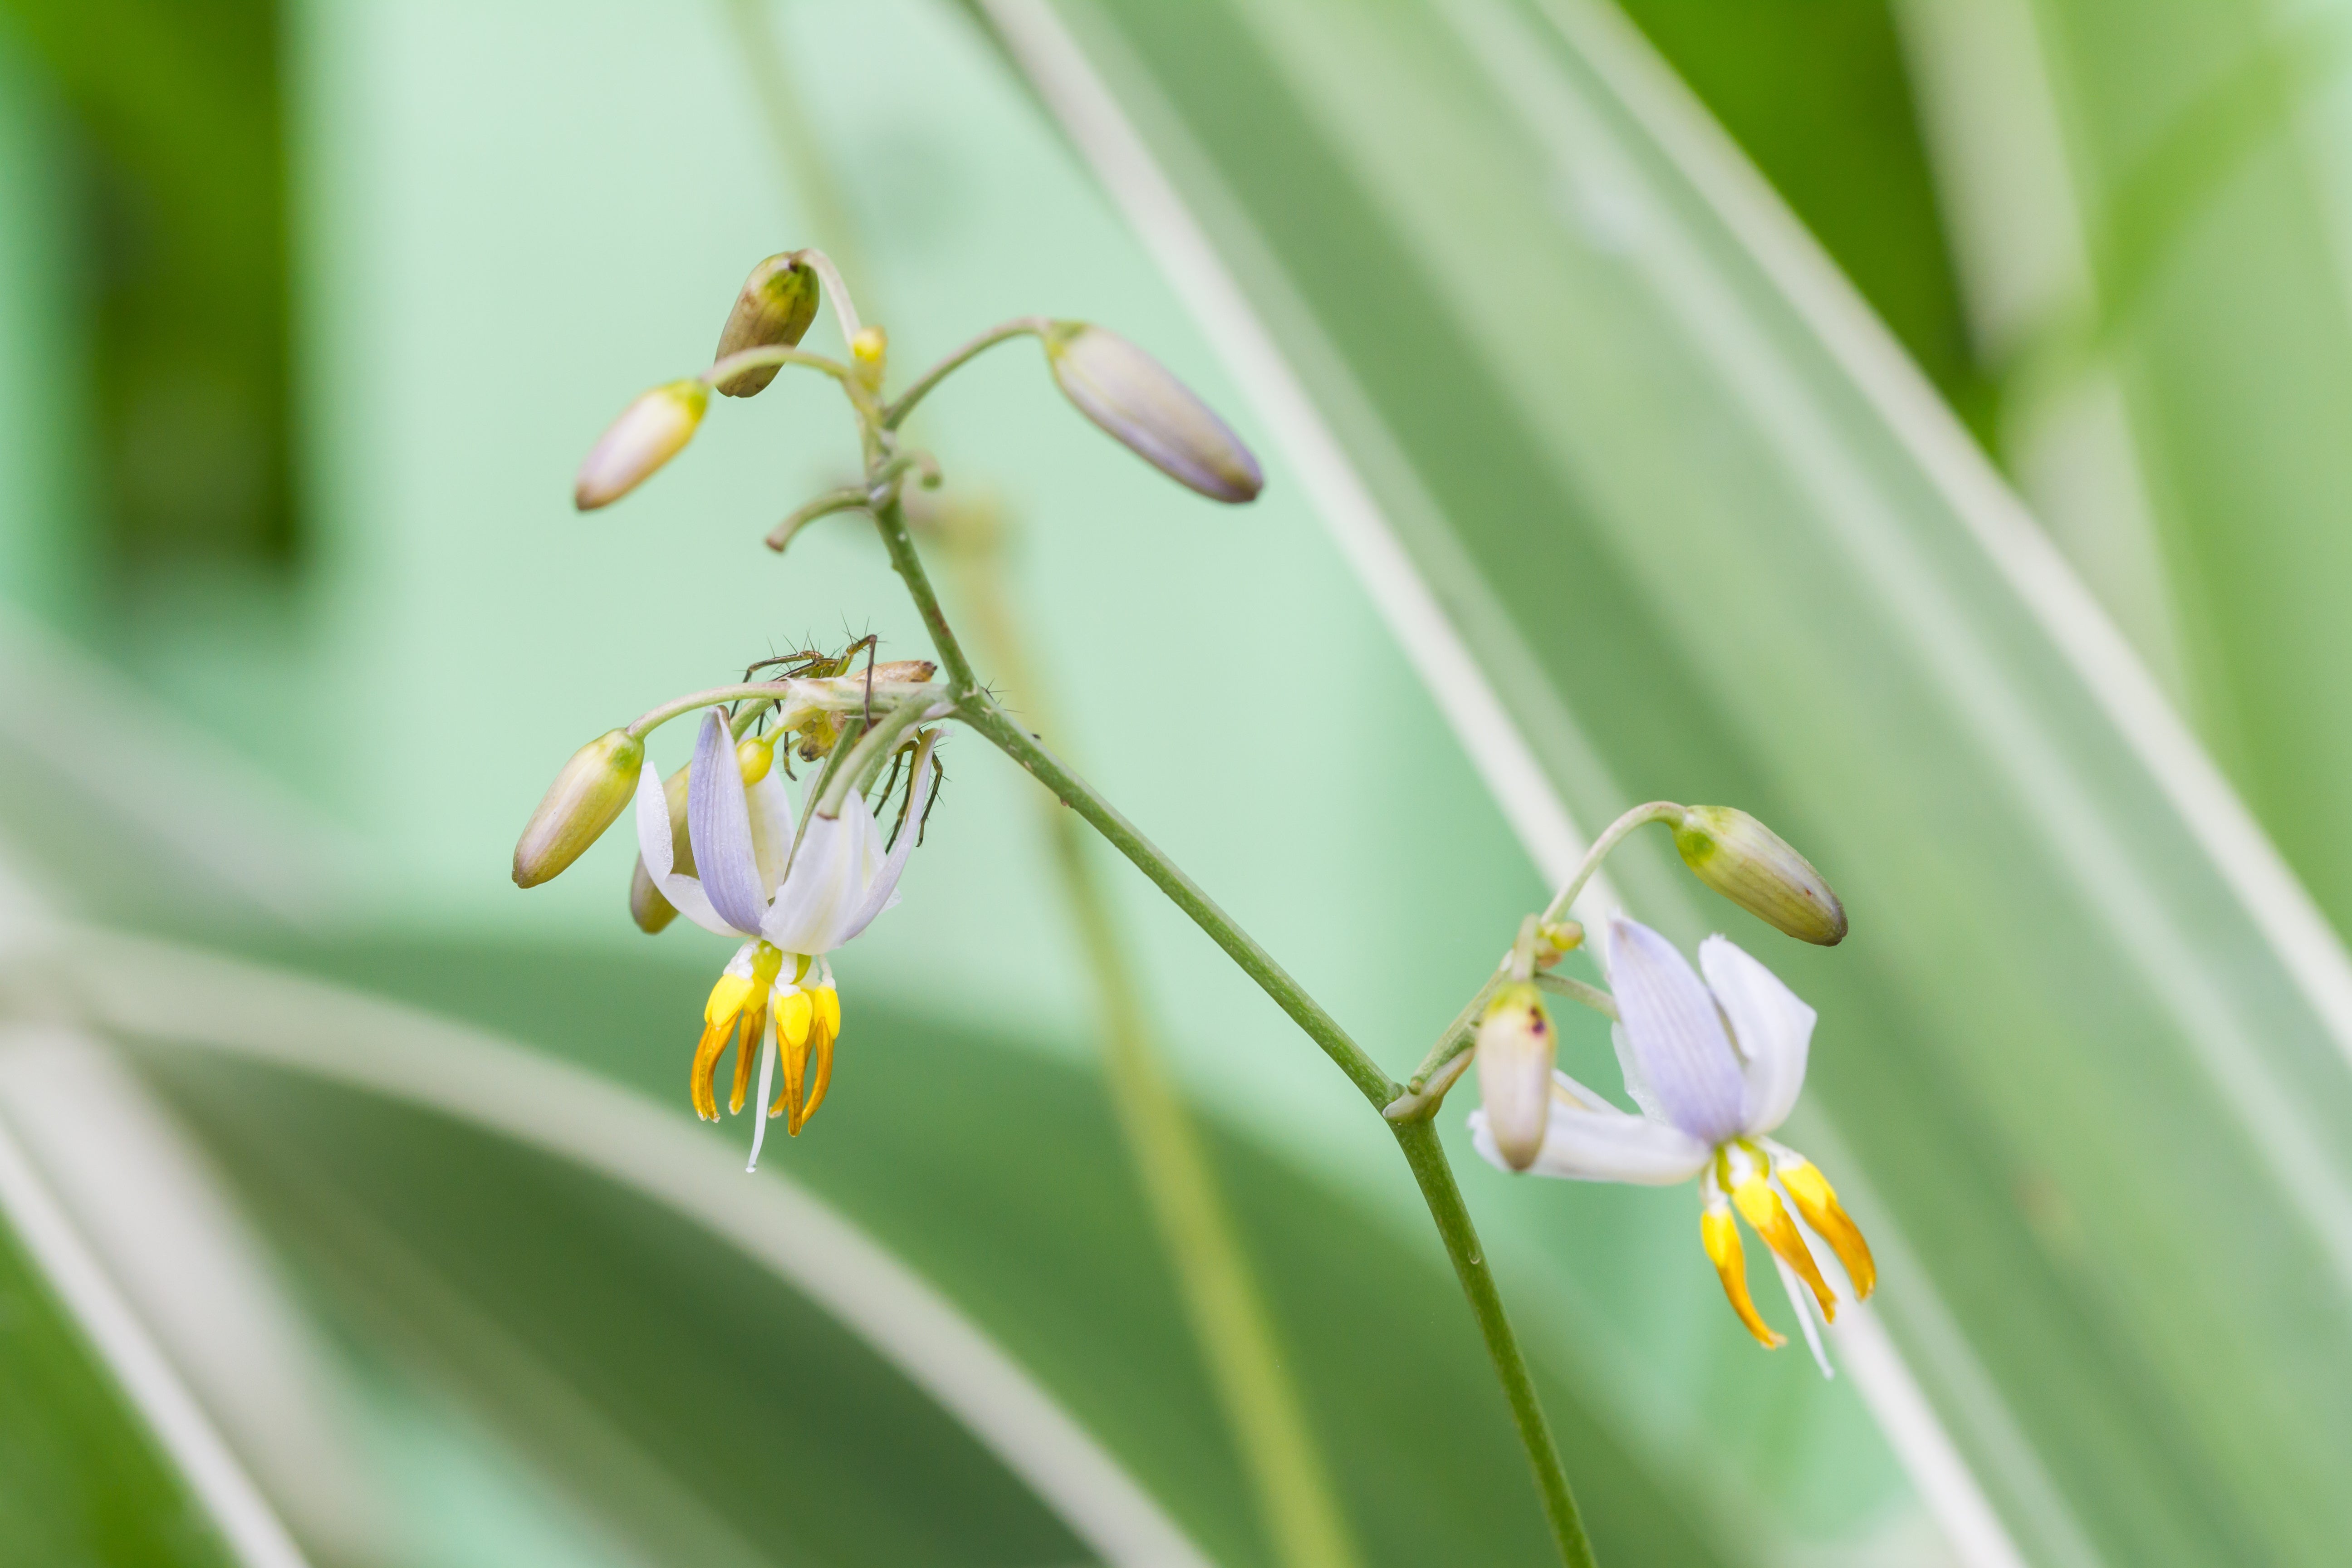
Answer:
xmin=1732 ymin=1175 xmax=1837 ymax=1320
xmin=737 ymin=733 xmax=775 ymax=786
xmin=690 ymin=1014 xmax=734 ymax=1122
xmin=1702 ymin=1206 xmax=1783 ymax=1349
xmin=772 ymin=981 xmax=843 ymax=1134
xmin=702 ymin=973 xmax=753 ymax=1026
xmin=691 ymin=946 xmax=785 ymax=1122
xmin=776 ymin=987 xmax=813 ymax=1050
xmin=800 ymin=986 xmax=841 ymax=1131
xmin=1777 ymin=1158 xmax=1876 ymax=1300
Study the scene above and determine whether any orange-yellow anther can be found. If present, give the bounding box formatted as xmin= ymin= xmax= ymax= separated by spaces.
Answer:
xmin=1733 ymin=1175 xmax=1836 ymax=1320
xmin=692 ymin=975 xmax=752 ymax=1122
xmin=726 ymin=995 xmax=767 ymax=1115
xmin=1777 ymin=1158 xmax=1876 ymax=1300
xmin=1702 ymin=1207 xmax=1783 ymax=1348
xmin=737 ymin=734 xmax=775 ymax=786
xmin=771 ymin=982 xmax=842 ymax=1134
xmin=799 ymin=987 xmax=841 ymax=1130
xmin=690 ymin=946 xmax=783 ymax=1122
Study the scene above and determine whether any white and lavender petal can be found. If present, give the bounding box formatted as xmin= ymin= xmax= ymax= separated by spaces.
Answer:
xmin=1607 ymin=916 xmax=1746 ymax=1146
xmin=632 ymin=756 xmax=730 ymax=936
xmin=745 ymin=763 xmax=799 ymax=899
xmin=1470 ymin=1100 xmax=1710 ymax=1185
xmin=836 ymin=731 xmax=941 ymax=944
xmin=1700 ymin=936 xmax=1817 ymax=1136
xmin=687 ymin=710 xmax=769 ymax=935
xmin=760 ymin=808 xmax=862 ymax=953
xmin=1609 ymin=1023 xmax=1668 ymax=1122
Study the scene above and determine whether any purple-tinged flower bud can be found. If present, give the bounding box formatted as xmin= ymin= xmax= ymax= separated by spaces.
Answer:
xmin=514 ymin=730 xmax=643 ymax=887
xmin=1475 ymin=981 xmax=1555 ymax=1171
xmin=712 ymin=252 xmax=820 ymax=397
xmin=574 ymin=381 xmax=708 ymax=510
xmin=1043 ymin=322 xmax=1263 ymax=503
xmin=1673 ymin=806 xmax=1847 ymax=946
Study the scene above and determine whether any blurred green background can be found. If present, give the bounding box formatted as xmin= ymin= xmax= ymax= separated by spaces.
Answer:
xmin=4 ymin=0 xmax=2352 ymax=1564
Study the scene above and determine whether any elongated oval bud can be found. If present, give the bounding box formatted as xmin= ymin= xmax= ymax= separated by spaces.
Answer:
xmin=629 ymin=856 xmax=679 ymax=933
xmin=574 ymin=381 xmax=708 ymax=510
xmin=712 ymin=253 xmax=819 ymax=397
xmin=628 ymin=760 xmax=696 ymax=930
xmin=1475 ymin=982 xmax=1555 ymax=1171
xmin=1043 ymin=322 xmax=1263 ymax=503
xmin=514 ymin=730 xmax=643 ymax=887
xmin=1673 ymin=806 xmax=1847 ymax=946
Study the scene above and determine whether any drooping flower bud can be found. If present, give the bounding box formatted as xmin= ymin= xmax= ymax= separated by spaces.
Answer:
xmin=1475 ymin=981 xmax=1555 ymax=1171
xmin=712 ymin=252 xmax=820 ymax=397
xmin=1672 ymin=806 xmax=1847 ymax=946
xmin=1042 ymin=322 xmax=1263 ymax=503
xmin=574 ymin=381 xmax=708 ymax=510
xmin=514 ymin=730 xmax=643 ymax=887
xmin=628 ymin=762 xmax=695 ymax=932
xmin=629 ymin=857 xmax=678 ymax=933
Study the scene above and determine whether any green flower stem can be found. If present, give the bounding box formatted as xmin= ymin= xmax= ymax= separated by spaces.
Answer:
xmin=871 ymin=499 xmax=986 ymax=703
xmin=1053 ymin=810 xmax=1363 ymax=1568
xmin=882 ymin=318 xmax=1050 ymax=431
xmin=1537 ymin=973 xmax=1618 ymax=1020
xmin=868 ymin=426 xmax=1595 ymax=1568
xmin=623 ymin=680 xmax=944 ymax=740
xmin=1540 ymin=801 xmax=1684 ymax=924
xmin=796 ymin=247 xmax=866 ymax=345
xmin=767 ymin=487 xmax=870 ymax=552
xmin=822 ymin=698 xmax=933 ymax=817
xmin=1388 ymin=1117 xmax=1598 ymax=1568
xmin=1408 ymin=974 xmax=1505 ymax=1096
xmin=960 ymin=693 xmax=1594 ymax=1566
xmin=956 ymin=696 xmax=1396 ymax=1108
xmin=940 ymin=524 xmax=1360 ymax=1568
xmin=626 ymin=682 xmax=802 ymax=738
xmin=699 ymin=343 xmax=857 ymax=392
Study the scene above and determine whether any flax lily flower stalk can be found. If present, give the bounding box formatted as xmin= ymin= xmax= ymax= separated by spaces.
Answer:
xmin=1472 ymin=916 xmax=1875 ymax=1371
xmin=635 ymin=707 xmax=941 ymax=1167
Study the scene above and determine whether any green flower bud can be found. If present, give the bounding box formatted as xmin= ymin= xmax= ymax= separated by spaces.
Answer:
xmin=513 ymin=730 xmax=643 ymax=887
xmin=574 ymin=381 xmax=708 ymax=510
xmin=712 ymin=253 xmax=820 ymax=397
xmin=1043 ymin=322 xmax=1263 ymax=503
xmin=1672 ymin=806 xmax=1847 ymax=946
xmin=629 ymin=856 xmax=678 ymax=933
xmin=628 ymin=762 xmax=695 ymax=931
xmin=1475 ymin=981 xmax=1555 ymax=1171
